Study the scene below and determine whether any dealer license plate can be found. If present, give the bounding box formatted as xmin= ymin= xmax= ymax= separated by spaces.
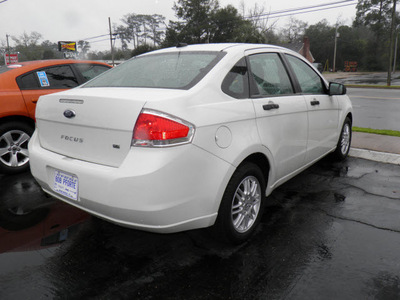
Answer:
xmin=53 ymin=170 xmax=79 ymax=201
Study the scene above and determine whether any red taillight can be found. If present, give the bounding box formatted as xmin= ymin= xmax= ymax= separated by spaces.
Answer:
xmin=132 ymin=111 xmax=194 ymax=147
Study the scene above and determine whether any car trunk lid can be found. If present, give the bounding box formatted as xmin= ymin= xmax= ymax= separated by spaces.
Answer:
xmin=35 ymin=88 xmax=148 ymax=167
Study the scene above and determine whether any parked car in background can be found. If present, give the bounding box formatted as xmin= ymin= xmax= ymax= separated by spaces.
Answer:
xmin=312 ymin=62 xmax=323 ymax=73
xmin=29 ymin=44 xmax=352 ymax=244
xmin=0 ymin=60 xmax=111 ymax=174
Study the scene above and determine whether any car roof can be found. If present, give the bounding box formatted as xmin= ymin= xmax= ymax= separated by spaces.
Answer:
xmin=142 ymin=43 xmax=290 ymax=55
xmin=0 ymin=59 xmax=111 ymax=77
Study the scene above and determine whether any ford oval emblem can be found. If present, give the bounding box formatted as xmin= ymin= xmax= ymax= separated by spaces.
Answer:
xmin=63 ymin=109 xmax=76 ymax=119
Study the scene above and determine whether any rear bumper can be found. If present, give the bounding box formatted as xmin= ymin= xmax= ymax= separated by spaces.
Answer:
xmin=29 ymin=131 xmax=234 ymax=233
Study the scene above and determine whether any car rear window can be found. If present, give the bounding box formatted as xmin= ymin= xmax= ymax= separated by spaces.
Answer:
xmin=83 ymin=51 xmax=225 ymax=90
xmin=74 ymin=64 xmax=111 ymax=81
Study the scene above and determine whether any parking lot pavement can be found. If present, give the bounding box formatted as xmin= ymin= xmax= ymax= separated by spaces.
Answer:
xmin=0 ymin=156 xmax=399 ymax=299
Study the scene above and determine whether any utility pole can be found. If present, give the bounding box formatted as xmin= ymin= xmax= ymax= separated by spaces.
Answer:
xmin=387 ymin=0 xmax=397 ymax=86
xmin=333 ymin=26 xmax=339 ymax=72
xmin=393 ymin=29 xmax=398 ymax=74
xmin=108 ymin=17 xmax=115 ymax=66
xmin=6 ymin=34 xmax=10 ymax=64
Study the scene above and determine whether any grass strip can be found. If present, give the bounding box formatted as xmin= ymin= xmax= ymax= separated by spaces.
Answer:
xmin=345 ymin=84 xmax=400 ymax=89
xmin=353 ymin=127 xmax=400 ymax=137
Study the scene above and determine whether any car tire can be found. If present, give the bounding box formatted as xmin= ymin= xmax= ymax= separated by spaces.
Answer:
xmin=0 ymin=121 xmax=34 ymax=174
xmin=214 ymin=162 xmax=265 ymax=244
xmin=332 ymin=117 xmax=352 ymax=161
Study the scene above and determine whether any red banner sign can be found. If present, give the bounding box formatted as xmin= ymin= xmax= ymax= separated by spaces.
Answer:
xmin=344 ymin=61 xmax=358 ymax=72
xmin=4 ymin=53 xmax=18 ymax=65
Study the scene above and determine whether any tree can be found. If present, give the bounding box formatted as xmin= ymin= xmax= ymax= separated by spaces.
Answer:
xmin=131 ymin=44 xmax=158 ymax=56
xmin=210 ymin=5 xmax=263 ymax=43
xmin=281 ymin=17 xmax=308 ymax=43
xmin=173 ymin=0 xmax=220 ymax=43
xmin=117 ymin=13 xmax=165 ymax=49
xmin=353 ymin=0 xmax=400 ymax=71
xmin=245 ymin=2 xmax=277 ymax=41
xmin=148 ymin=14 xmax=166 ymax=46
xmin=41 ymin=40 xmax=61 ymax=59
xmin=354 ymin=0 xmax=393 ymax=38
xmin=334 ymin=25 xmax=369 ymax=71
xmin=12 ymin=31 xmax=42 ymax=48
xmin=163 ymin=0 xmax=265 ymax=46
xmin=78 ymin=40 xmax=91 ymax=54
xmin=305 ymin=20 xmax=336 ymax=67
xmin=11 ymin=31 xmax=43 ymax=61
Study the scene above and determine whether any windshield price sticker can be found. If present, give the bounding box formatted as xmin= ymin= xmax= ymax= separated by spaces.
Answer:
xmin=37 ymin=71 xmax=50 ymax=87
xmin=53 ymin=170 xmax=79 ymax=201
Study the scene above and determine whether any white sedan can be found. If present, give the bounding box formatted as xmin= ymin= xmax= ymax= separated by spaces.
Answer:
xmin=29 ymin=43 xmax=352 ymax=244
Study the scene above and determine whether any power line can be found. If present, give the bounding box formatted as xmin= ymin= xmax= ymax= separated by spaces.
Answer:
xmin=80 ymin=34 xmax=110 ymax=41
xmin=78 ymin=0 xmax=358 ymax=49
xmin=261 ymin=3 xmax=357 ymax=20
xmin=88 ymin=38 xmax=113 ymax=44
xmin=245 ymin=0 xmax=357 ymax=20
xmin=245 ymin=0 xmax=357 ymax=19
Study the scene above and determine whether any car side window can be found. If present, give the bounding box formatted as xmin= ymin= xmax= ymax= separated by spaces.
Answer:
xmin=221 ymin=58 xmax=249 ymax=99
xmin=19 ymin=73 xmax=40 ymax=89
xmin=285 ymin=55 xmax=325 ymax=94
xmin=17 ymin=65 xmax=80 ymax=90
xmin=248 ymin=53 xmax=294 ymax=97
xmin=74 ymin=64 xmax=110 ymax=82
xmin=42 ymin=65 xmax=79 ymax=88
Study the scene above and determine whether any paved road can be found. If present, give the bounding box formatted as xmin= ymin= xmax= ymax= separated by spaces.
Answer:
xmin=1 ymin=157 xmax=400 ymax=299
xmin=347 ymin=87 xmax=400 ymax=131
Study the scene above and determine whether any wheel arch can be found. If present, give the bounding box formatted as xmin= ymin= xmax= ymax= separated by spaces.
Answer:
xmin=346 ymin=112 xmax=353 ymax=124
xmin=238 ymin=152 xmax=271 ymax=188
xmin=0 ymin=115 xmax=35 ymax=129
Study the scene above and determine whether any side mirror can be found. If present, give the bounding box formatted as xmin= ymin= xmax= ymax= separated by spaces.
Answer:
xmin=329 ymin=82 xmax=347 ymax=95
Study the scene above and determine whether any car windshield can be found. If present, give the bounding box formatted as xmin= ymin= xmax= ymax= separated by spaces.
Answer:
xmin=83 ymin=51 xmax=225 ymax=90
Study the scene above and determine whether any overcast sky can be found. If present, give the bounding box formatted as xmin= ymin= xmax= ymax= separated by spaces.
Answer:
xmin=0 ymin=0 xmax=357 ymax=52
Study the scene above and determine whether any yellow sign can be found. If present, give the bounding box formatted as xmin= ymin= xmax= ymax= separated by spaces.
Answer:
xmin=58 ymin=41 xmax=77 ymax=52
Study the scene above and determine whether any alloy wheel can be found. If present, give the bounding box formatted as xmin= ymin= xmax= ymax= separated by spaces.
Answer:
xmin=0 ymin=130 xmax=30 ymax=168
xmin=231 ymin=175 xmax=262 ymax=233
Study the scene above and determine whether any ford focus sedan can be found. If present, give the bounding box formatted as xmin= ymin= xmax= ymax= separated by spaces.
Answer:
xmin=29 ymin=44 xmax=352 ymax=244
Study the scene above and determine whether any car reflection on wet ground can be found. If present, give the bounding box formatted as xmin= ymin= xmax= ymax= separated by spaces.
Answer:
xmin=1 ymin=157 xmax=400 ymax=299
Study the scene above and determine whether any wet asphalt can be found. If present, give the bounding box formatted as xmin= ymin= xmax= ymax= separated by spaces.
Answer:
xmin=1 ymin=157 xmax=399 ymax=299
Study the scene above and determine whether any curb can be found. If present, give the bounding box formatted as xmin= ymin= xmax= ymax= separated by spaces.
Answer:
xmin=349 ymin=148 xmax=400 ymax=165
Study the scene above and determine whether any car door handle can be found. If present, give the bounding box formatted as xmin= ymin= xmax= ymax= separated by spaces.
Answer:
xmin=310 ymin=100 xmax=320 ymax=106
xmin=263 ymin=103 xmax=280 ymax=110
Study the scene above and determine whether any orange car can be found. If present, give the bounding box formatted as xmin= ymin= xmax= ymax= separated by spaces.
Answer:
xmin=0 ymin=60 xmax=111 ymax=174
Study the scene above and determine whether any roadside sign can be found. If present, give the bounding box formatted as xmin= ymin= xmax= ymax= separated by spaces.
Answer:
xmin=4 ymin=53 xmax=18 ymax=65
xmin=58 ymin=41 xmax=77 ymax=52
xmin=344 ymin=61 xmax=358 ymax=72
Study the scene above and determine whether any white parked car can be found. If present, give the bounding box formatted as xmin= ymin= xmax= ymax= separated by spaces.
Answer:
xmin=29 ymin=43 xmax=352 ymax=244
